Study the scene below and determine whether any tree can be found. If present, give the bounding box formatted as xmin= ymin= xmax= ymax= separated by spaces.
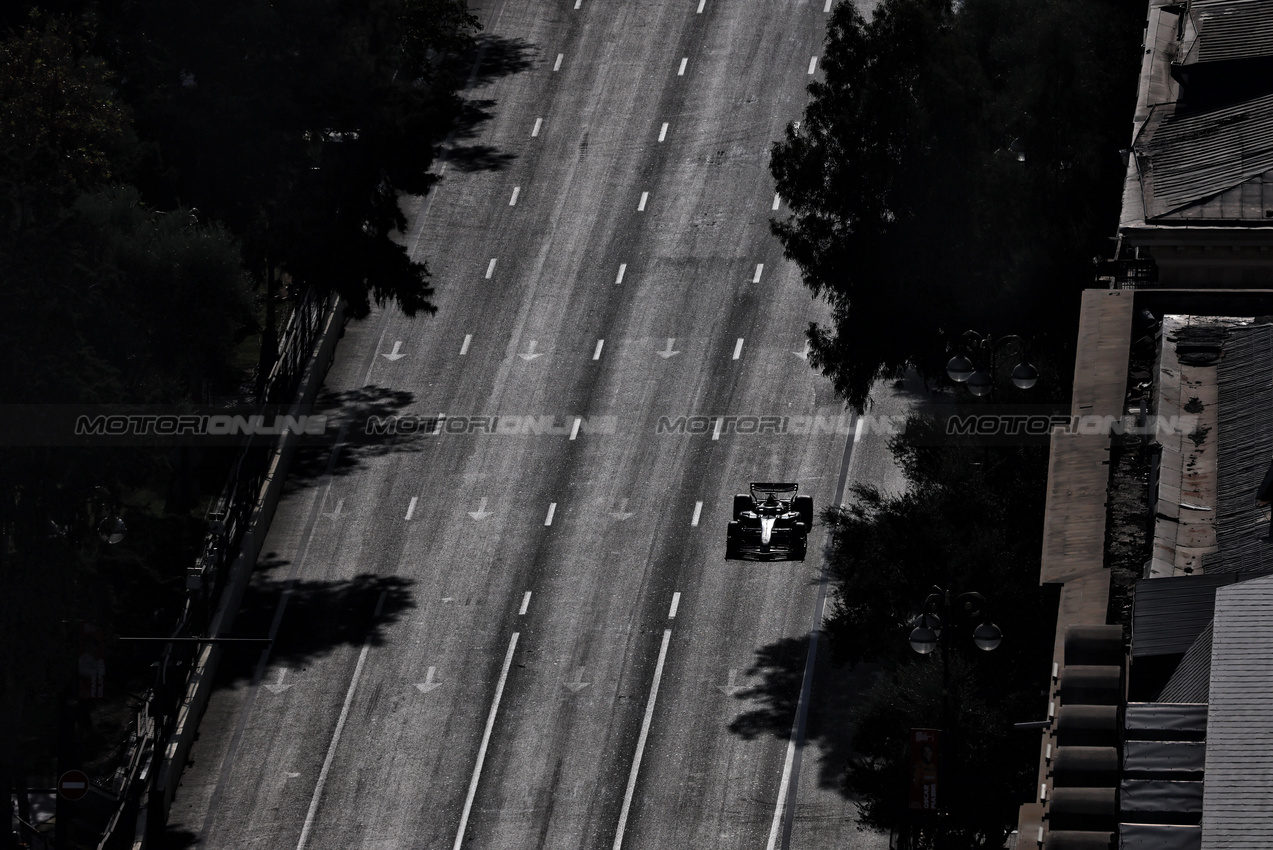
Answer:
xmin=769 ymin=0 xmax=1142 ymax=410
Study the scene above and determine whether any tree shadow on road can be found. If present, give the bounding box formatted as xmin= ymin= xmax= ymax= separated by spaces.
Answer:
xmin=438 ymin=35 xmax=537 ymax=173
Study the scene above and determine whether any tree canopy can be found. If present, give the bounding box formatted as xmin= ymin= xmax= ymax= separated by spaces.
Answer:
xmin=770 ymin=0 xmax=1142 ymax=410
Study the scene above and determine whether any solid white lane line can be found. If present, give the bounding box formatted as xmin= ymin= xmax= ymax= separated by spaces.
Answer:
xmin=638 ymin=192 xmax=648 ymax=212
xmin=753 ymin=263 xmax=764 ymax=283
xmin=509 ymin=186 xmax=520 ymax=206
xmin=808 ymin=56 xmax=818 ymax=75
xmin=452 ymin=632 xmax=520 ymax=850
xmin=733 ymin=338 xmax=744 ymax=360
xmin=553 ymin=53 xmax=564 ymax=71
xmin=696 ymin=0 xmax=705 ymax=12
xmin=691 ymin=501 xmax=702 ymax=526
xmin=678 ymin=57 xmax=687 ymax=76
xmin=668 ymin=593 xmax=681 ymax=619
xmin=460 ymin=334 xmax=471 ymax=356
xmin=658 ymin=122 xmax=668 ymax=142
xmin=296 ymin=591 xmax=386 ymax=850
xmin=570 ymin=417 xmax=582 ymax=440
xmin=712 ymin=418 xmax=723 ymax=441
xmin=545 ymin=503 xmax=557 ymax=526
xmin=519 ymin=592 xmax=531 ymax=616
xmin=532 ymin=117 xmax=542 ymax=137
xmin=485 ymin=258 xmax=497 ymax=279
xmin=593 ymin=339 xmax=604 ymax=360
xmin=405 ymin=496 xmax=418 ymax=521
xmin=615 ymin=263 xmax=627 ymax=284
xmin=772 ymin=193 xmax=781 ymax=211
xmin=613 ymin=628 xmax=673 ymax=850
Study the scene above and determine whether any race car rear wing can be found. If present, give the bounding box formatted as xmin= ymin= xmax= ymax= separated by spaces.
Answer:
xmin=750 ymin=482 xmax=798 ymax=501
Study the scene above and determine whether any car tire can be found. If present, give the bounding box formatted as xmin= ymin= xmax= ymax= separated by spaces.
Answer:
xmin=726 ymin=521 xmax=741 ymax=559
xmin=733 ymin=494 xmax=752 ymax=520
xmin=795 ymin=495 xmax=814 ymax=529
xmin=792 ymin=522 xmax=808 ymax=561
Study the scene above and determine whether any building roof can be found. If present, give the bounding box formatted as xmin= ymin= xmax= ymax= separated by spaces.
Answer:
xmin=1158 ymin=621 xmax=1214 ymax=703
xmin=1133 ymin=576 xmax=1231 ymax=657
xmin=1201 ymin=573 xmax=1273 ymax=849
xmin=1184 ymin=0 xmax=1273 ymax=65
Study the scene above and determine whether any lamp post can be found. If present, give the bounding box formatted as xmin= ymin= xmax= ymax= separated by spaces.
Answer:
xmin=946 ymin=331 xmax=1038 ymax=397
xmin=908 ymin=587 xmax=1002 ymax=849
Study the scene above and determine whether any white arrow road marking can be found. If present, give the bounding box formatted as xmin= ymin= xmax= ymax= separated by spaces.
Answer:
xmin=532 ymin=117 xmax=542 ymax=137
xmin=264 ymin=668 xmax=292 ymax=694
xmin=545 ymin=502 xmax=557 ymax=526
xmin=415 ymin=666 xmax=442 ymax=694
xmin=453 ymin=632 xmax=519 ymax=850
xmin=691 ymin=501 xmax=702 ymax=526
xmin=611 ymin=498 xmax=634 ymax=521
xmin=753 ymin=263 xmax=764 ymax=283
xmin=593 ymin=339 xmax=604 ymax=360
xmin=460 ymin=334 xmax=471 ymax=356
xmin=519 ymin=591 xmax=531 ymax=616
xmin=659 ymin=123 xmax=668 ymax=142
xmin=381 ymin=341 xmax=406 ymax=361
xmin=467 ymin=497 xmax=493 ymax=521
xmin=615 ymin=263 xmax=627 ymax=284
xmin=405 ymin=496 xmax=418 ymax=521
xmin=668 ymin=592 xmax=681 ymax=619
xmin=518 ymin=341 xmax=545 ymax=361
xmin=794 ymin=341 xmax=810 ymax=360
xmin=485 ymin=258 xmax=497 ymax=279
xmin=321 ymin=499 xmax=343 ymax=520
xmin=570 ymin=417 xmax=582 ymax=441
xmin=564 ymin=667 xmax=591 ymax=693
xmin=733 ymin=338 xmax=744 ymax=360
xmin=612 ymin=629 xmax=672 ymax=850
xmin=716 ymin=669 xmax=745 ymax=696
xmin=657 ymin=338 xmax=681 ymax=359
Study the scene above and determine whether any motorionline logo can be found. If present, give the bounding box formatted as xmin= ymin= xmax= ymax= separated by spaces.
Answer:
xmin=75 ymin=414 xmax=329 ymax=436
xmin=364 ymin=415 xmax=619 ymax=436
xmin=945 ymin=414 xmax=1200 ymax=437
xmin=655 ymin=415 xmax=876 ymax=435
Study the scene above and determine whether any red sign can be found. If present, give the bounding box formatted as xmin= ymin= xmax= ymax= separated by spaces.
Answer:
xmin=908 ymin=728 xmax=941 ymax=811
xmin=58 ymin=770 xmax=89 ymax=801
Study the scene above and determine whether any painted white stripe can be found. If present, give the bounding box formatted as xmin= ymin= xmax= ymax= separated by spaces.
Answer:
xmin=753 ymin=263 xmax=764 ymax=283
xmin=593 ymin=339 xmax=604 ymax=360
xmin=575 ymin=0 xmax=581 ymax=7
xmin=532 ymin=117 xmax=542 ymax=137
xmin=433 ymin=414 xmax=445 ymax=436
xmin=553 ymin=53 xmax=564 ymax=71
xmin=853 ymin=414 xmax=865 ymax=444
xmin=732 ymin=338 xmax=744 ymax=360
xmin=519 ymin=592 xmax=531 ymax=616
xmin=570 ymin=417 xmax=582 ymax=441
xmin=638 ymin=192 xmax=648 ymax=212
xmin=691 ymin=501 xmax=702 ymax=526
xmin=712 ymin=418 xmax=722 ymax=441
xmin=824 ymin=0 xmax=832 ymax=10
xmin=668 ymin=593 xmax=681 ymax=619
xmin=485 ymin=258 xmax=497 ymax=279
xmin=545 ymin=503 xmax=557 ymax=526
xmin=615 ymin=263 xmax=627 ymax=284
xmin=696 ymin=0 xmax=705 ymax=12
xmin=452 ymin=632 xmax=520 ymax=850
xmin=405 ymin=496 xmax=418 ymax=521
xmin=297 ymin=592 xmax=386 ymax=850
xmin=612 ymin=628 xmax=673 ymax=850
xmin=460 ymin=334 xmax=471 ymax=356
xmin=808 ymin=56 xmax=818 ymax=75
xmin=678 ymin=57 xmax=688 ymax=76
xmin=658 ymin=122 xmax=668 ymax=142
xmin=509 ymin=186 xmax=520 ymax=206
xmin=772 ymin=193 xmax=781 ymax=211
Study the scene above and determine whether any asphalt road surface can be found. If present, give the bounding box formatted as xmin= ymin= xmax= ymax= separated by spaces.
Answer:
xmin=167 ymin=0 xmax=913 ymax=847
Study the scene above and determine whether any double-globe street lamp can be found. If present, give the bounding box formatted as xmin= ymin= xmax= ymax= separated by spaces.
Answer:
xmin=908 ymin=587 xmax=1003 ymax=848
xmin=946 ymin=330 xmax=1039 ymax=397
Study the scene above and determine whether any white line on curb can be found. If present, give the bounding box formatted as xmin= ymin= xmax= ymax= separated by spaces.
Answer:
xmin=452 ymin=632 xmax=519 ymax=850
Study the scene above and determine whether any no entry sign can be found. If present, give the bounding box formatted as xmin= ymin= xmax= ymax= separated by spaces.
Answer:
xmin=58 ymin=770 xmax=89 ymax=801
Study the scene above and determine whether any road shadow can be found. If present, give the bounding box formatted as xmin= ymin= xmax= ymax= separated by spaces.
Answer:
xmin=441 ymin=35 xmax=537 ymax=173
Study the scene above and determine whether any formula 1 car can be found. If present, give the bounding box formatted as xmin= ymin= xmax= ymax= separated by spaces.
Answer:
xmin=725 ymin=483 xmax=813 ymax=561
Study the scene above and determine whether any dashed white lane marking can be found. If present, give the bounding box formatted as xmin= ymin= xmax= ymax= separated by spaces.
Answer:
xmin=615 ymin=263 xmax=627 ymax=284
xmin=509 ymin=186 xmax=520 ymax=206
xmin=696 ymin=0 xmax=705 ymax=12
xmin=659 ymin=122 xmax=668 ymax=142
xmin=575 ymin=0 xmax=582 ymax=7
xmin=808 ymin=56 xmax=818 ymax=75
xmin=853 ymin=412 xmax=866 ymax=444
xmin=452 ymin=632 xmax=520 ymax=850
xmin=669 ymin=592 xmax=681 ymax=619
xmin=593 ymin=339 xmax=604 ymax=360
xmin=545 ymin=503 xmax=557 ymax=526
xmin=678 ymin=57 xmax=688 ymax=76
xmin=712 ymin=418 xmax=723 ymax=441
xmin=733 ymin=338 xmax=744 ymax=360
xmin=824 ymin=0 xmax=832 ymax=10
xmin=519 ymin=591 xmax=531 ymax=616
xmin=532 ymin=117 xmax=542 ymax=137
xmin=553 ymin=53 xmax=564 ymax=71
xmin=753 ymin=263 xmax=764 ymax=283
xmin=638 ymin=192 xmax=649 ymax=212
xmin=460 ymin=334 xmax=471 ymax=356
xmin=296 ymin=591 xmax=386 ymax=850
xmin=691 ymin=501 xmax=702 ymax=526
xmin=570 ymin=417 xmax=582 ymax=440
xmin=433 ymin=414 xmax=446 ymax=436
xmin=772 ymin=193 xmax=781 ymax=211
xmin=405 ymin=496 xmax=418 ymax=521
xmin=612 ymin=628 xmax=673 ymax=850
xmin=485 ymin=258 xmax=497 ymax=279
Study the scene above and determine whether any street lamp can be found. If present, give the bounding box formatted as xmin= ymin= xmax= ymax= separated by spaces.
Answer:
xmin=946 ymin=331 xmax=1038 ymax=394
